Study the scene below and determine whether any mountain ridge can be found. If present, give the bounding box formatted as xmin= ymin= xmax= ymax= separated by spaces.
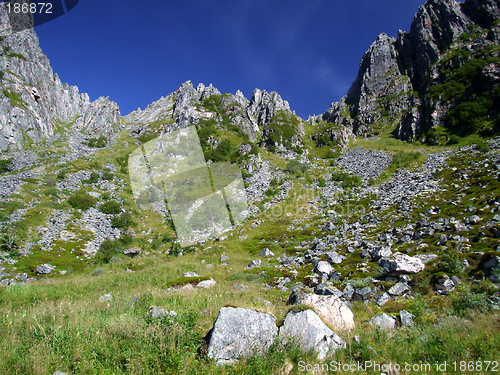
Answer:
xmin=321 ymin=0 xmax=500 ymax=142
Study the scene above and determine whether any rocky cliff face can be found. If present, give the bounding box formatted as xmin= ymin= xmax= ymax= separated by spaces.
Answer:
xmin=321 ymin=0 xmax=500 ymax=142
xmin=0 ymin=3 xmax=120 ymax=152
xmin=124 ymin=80 xmax=298 ymax=145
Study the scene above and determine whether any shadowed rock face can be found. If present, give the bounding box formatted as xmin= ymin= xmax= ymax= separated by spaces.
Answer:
xmin=0 ymin=3 xmax=120 ymax=152
xmin=399 ymin=0 xmax=472 ymax=89
xmin=321 ymin=0 xmax=500 ymax=141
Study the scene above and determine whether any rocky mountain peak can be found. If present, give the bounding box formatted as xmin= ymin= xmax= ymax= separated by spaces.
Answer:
xmin=321 ymin=0 xmax=500 ymax=141
xmin=248 ymin=88 xmax=291 ymax=127
xmin=346 ymin=33 xmax=402 ymax=107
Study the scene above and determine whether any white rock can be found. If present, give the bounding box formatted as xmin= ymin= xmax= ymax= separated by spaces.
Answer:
xmin=197 ymin=278 xmax=217 ymax=289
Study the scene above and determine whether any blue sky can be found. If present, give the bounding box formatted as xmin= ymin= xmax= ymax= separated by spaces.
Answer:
xmin=34 ymin=0 xmax=428 ymax=118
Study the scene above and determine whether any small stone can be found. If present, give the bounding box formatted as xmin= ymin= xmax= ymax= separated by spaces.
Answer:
xmin=313 ymin=260 xmax=334 ymax=278
xmin=123 ymin=247 xmax=141 ymax=257
xmin=246 ymin=259 xmax=262 ymax=269
xmin=378 ymin=253 xmax=425 ymax=275
xmin=314 ymin=284 xmax=343 ymax=297
xmin=260 ymin=248 xmax=274 ymax=257
xmin=323 ymin=222 xmax=335 ymax=231
xmin=98 ymin=294 xmax=113 ymax=302
xmin=434 ymin=276 xmax=456 ymax=293
xmin=343 ymin=283 xmax=355 ymax=300
xmin=220 ymin=253 xmax=230 ymax=262
xmin=149 ymin=307 xmax=177 ymax=319
xmin=232 ymin=284 xmax=247 ymax=293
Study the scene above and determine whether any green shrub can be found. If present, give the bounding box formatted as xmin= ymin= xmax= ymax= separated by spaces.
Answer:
xmin=217 ymin=138 xmax=231 ymax=156
xmin=116 ymin=155 xmax=128 ymax=168
xmin=331 ymin=171 xmax=362 ymax=188
xmin=84 ymin=172 xmax=99 ymax=184
xmin=452 ymin=285 xmax=490 ymax=315
xmin=448 ymin=134 xmax=461 ymax=145
xmin=85 ymin=136 xmax=108 ymax=148
xmin=57 ymin=170 xmax=66 ymax=180
xmin=0 ymin=159 xmax=11 ymax=173
xmin=43 ymin=188 xmax=58 ymax=197
xmin=284 ymin=160 xmax=308 ymax=176
xmin=437 ymin=253 xmax=462 ymax=275
xmin=475 ymin=141 xmax=490 ymax=153
xmin=101 ymin=170 xmax=114 ymax=181
xmin=315 ymin=134 xmax=337 ymax=148
xmin=96 ymin=239 xmax=123 ymax=264
xmin=99 ymin=201 xmax=122 ymax=215
xmin=68 ymin=192 xmax=96 ymax=211
xmin=111 ymin=212 xmax=134 ymax=229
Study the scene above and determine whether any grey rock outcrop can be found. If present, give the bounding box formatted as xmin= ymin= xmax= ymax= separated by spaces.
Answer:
xmin=0 ymin=4 xmax=120 ymax=151
xmin=206 ymin=307 xmax=277 ymax=365
xmin=398 ymin=0 xmax=472 ymax=89
xmin=279 ymin=309 xmax=346 ymax=360
xmin=247 ymin=88 xmax=290 ymax=127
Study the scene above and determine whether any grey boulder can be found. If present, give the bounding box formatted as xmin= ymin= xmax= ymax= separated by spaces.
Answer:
xmin=288 ymin=291 xmax=355 ymax=332
xmin=197 ymin=278 xmax=217 ymax=289
xmin=378 ymin=253 xmax=425 ymax=275
xmin=36 ymin=264 xmax=55 ymax=274
xmin=388 ymin=281 xmax=410 ymax=296
xmin=207 ymin=307 xmax=277 ymax=365
xmin=279 ymin=309 xmax=346 ymax=360
xmin=326 ymin=252 xmax=346 ymax=265
xmin=375 ymin=292 xmax=392 ymax=307
xmin=399 ymin=310 xmax=415 ymax=327
xmin=369 ymin=313 xmax=397 ymax=330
